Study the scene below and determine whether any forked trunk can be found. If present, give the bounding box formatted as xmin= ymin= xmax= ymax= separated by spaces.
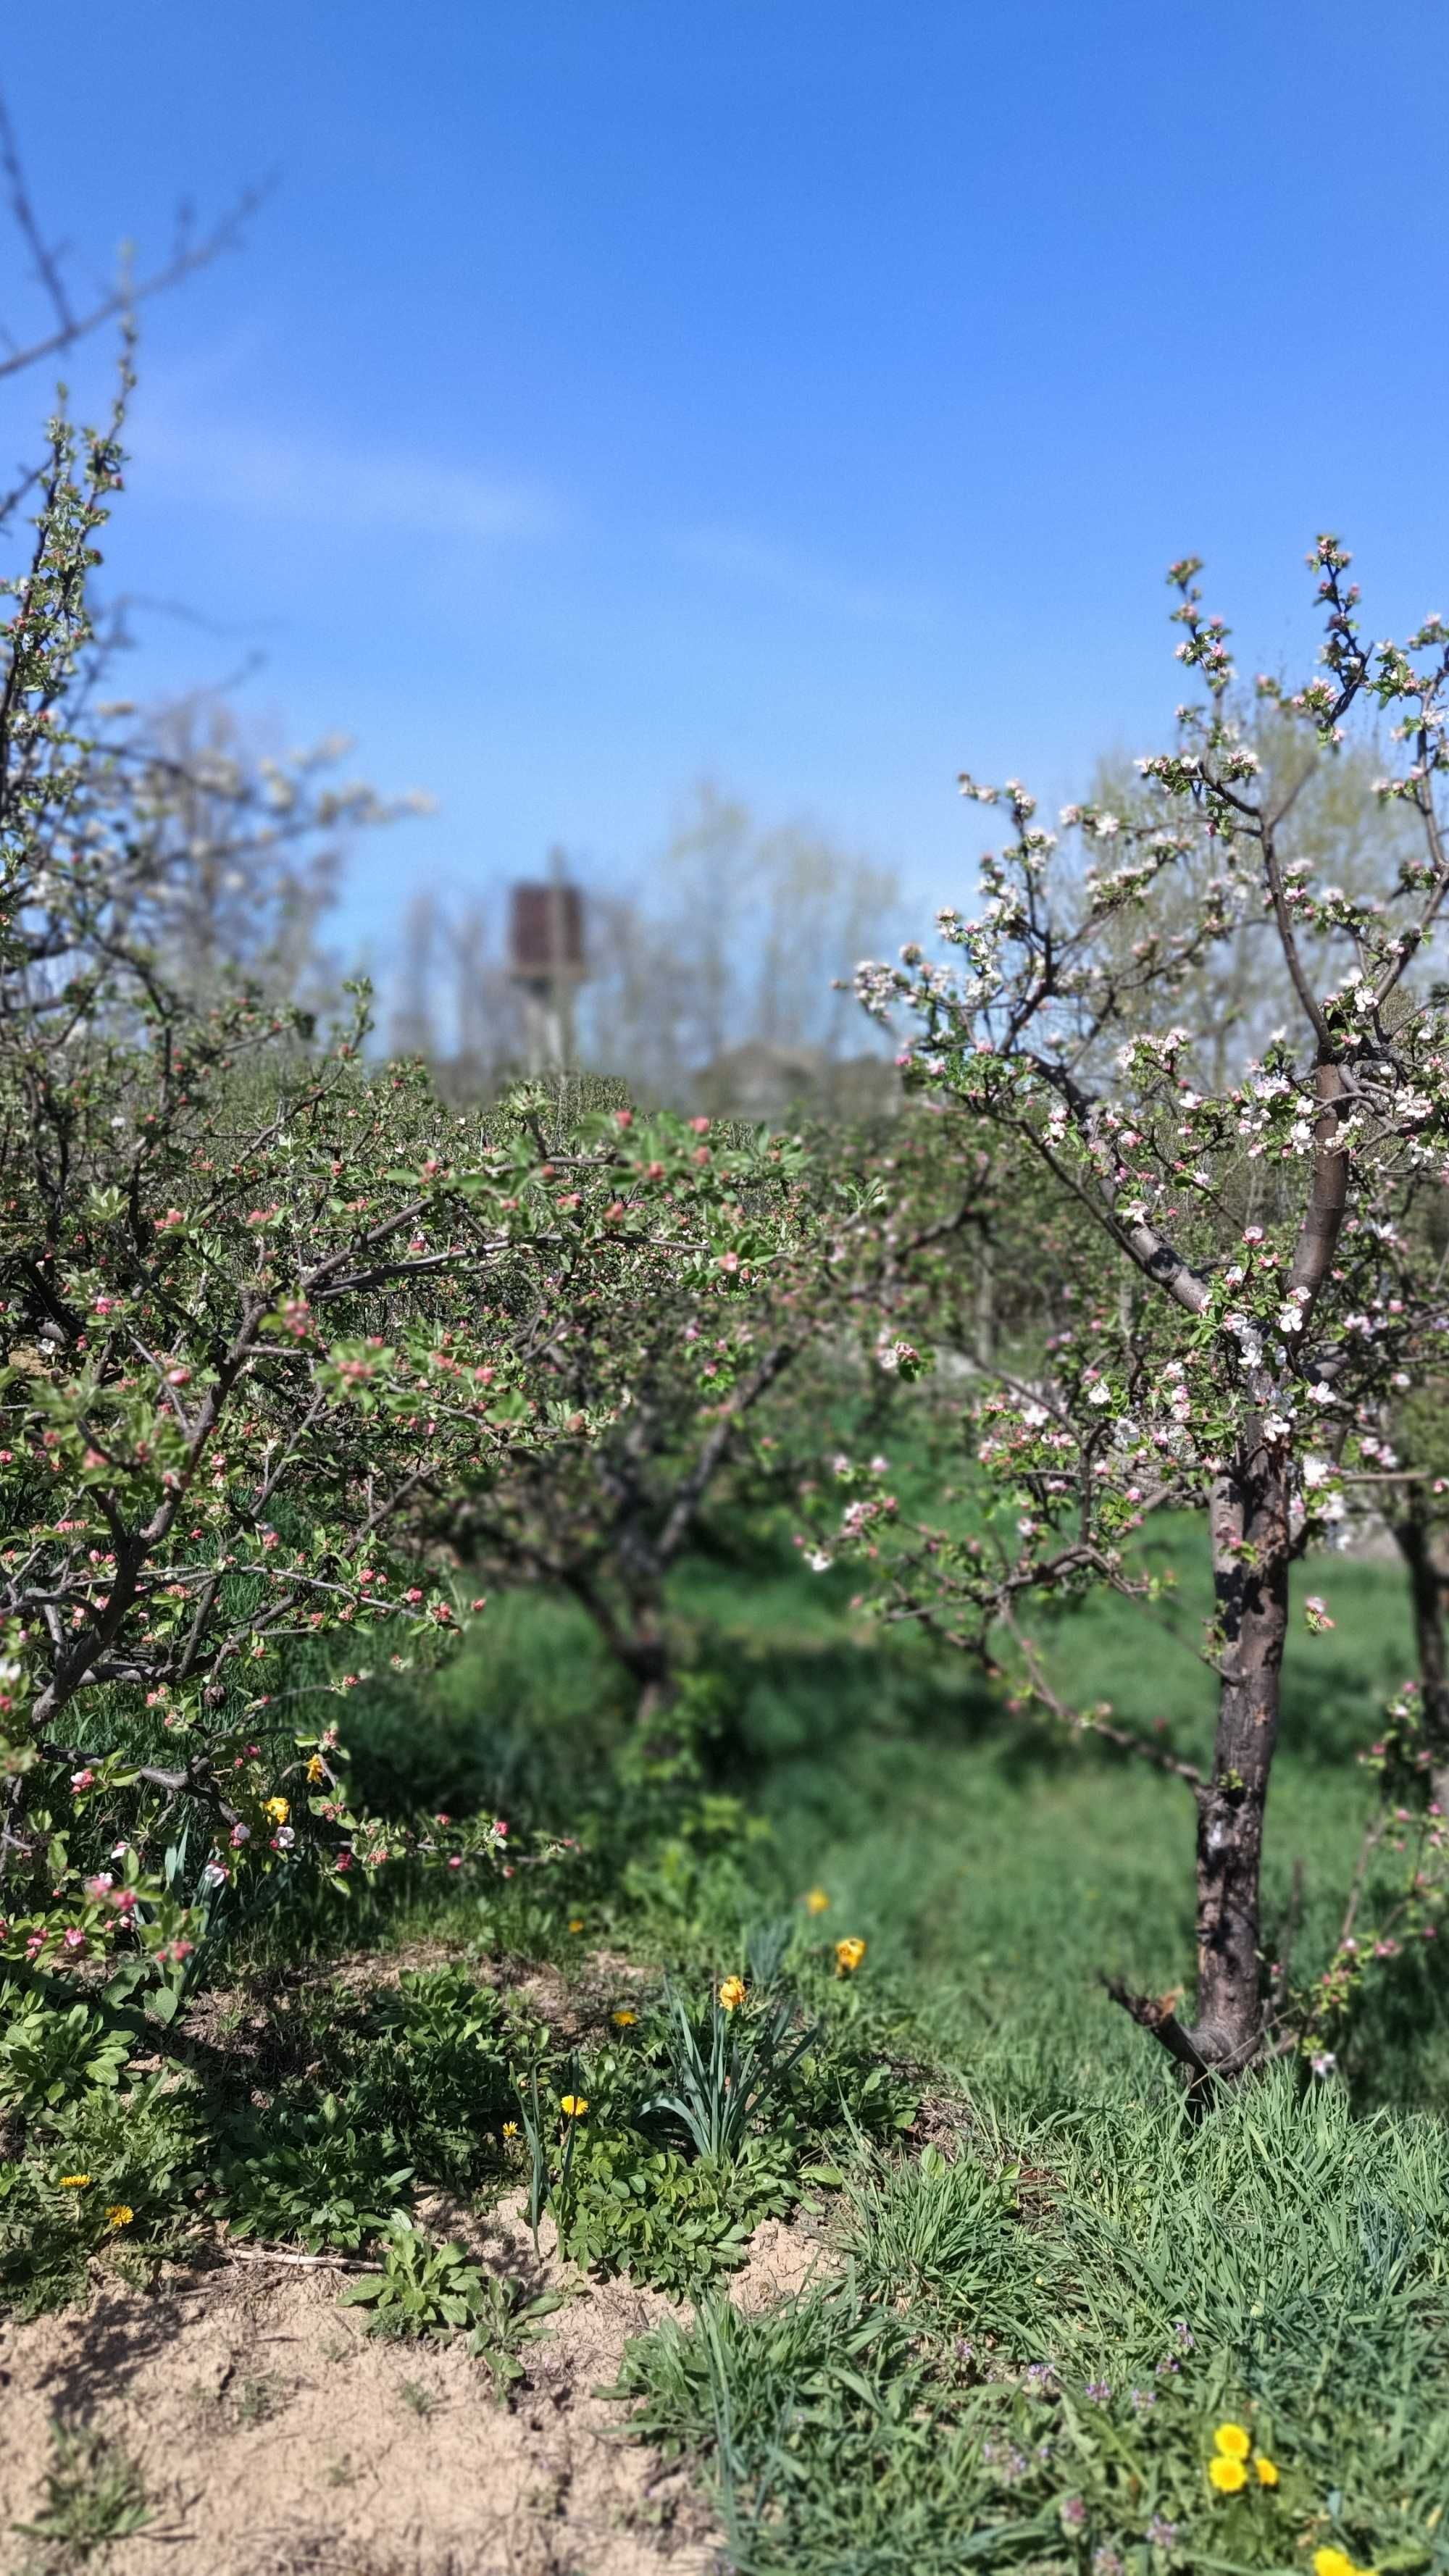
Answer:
xmin=1190 ymin=1444 xmax=1292 ymax=2075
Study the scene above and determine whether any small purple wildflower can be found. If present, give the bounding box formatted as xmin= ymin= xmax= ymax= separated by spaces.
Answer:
xmin=1060 ymin=2497 xmax=1087 ymax=2531
xmin=1147 ymin=2515 xmax=1178 ymax=2549
xmin=1084 ymin=2379 xmax=1111 ymax=2404
xmin=1171 ymin=2320 xmax=1194 ymax=2351
xmin=1093 ymin=2551 xmax=1124 ymax=2576
xmin=1129 ymin=2387 xmax=1157 ymax=2414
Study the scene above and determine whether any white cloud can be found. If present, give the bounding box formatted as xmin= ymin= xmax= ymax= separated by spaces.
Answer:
xmin=138 ymin=408 xmax=564 ymax=545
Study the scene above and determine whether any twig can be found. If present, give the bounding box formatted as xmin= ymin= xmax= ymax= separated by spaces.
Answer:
xmin=1338 ymin=1812 xmax=1389 ymax=1949
xmin=1099 ymin=1974 xmax=1217 ymax=2094
xmin=1003 ymin=1613 xmax=1205 ymax=1788
xmin=214 ymin=2244 xmax=383 ymax=2274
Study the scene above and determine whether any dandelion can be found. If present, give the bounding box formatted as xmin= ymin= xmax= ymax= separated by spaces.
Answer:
xmin=1312 ymin=2553 xmax=1358 ymax=2576
xmin=567 ymin=1917 xmax=585 ymax=1934
xmin=58 ymin=2174 xmax=91 ymax=2188
xmin=105 ymin=2204 xmax=135 ymax=2229
xmin=560 ymin=2094 xmax=588 ymax=2119
xmin=1256 ymin=2456 xmax=1279 ymax=2486
xmin=1208 ymin=2456 xmax=1248 ymax=2494
xmin=804 ymin=1886 xmax=831 ymax=1914
xmin=835 ymin=1936 xmax=867 ymax=1975
xmin=1214 ymin=2423 xmax=1252 ymax=2459
xmin=718 ymin=1975 xmax=747 ymax=2011
xmin=263 ymin=1796 xmax=289 ymax=1825
xmin=502 ymin=2121 xmax=519 ymax=2139
xmin=611 ymin=2007 xmax=638 ymax=2027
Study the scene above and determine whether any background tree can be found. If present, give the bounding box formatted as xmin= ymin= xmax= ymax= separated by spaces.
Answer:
xmin=447 ymin=1105 xmax=977 ymax=1731
xmin=383 ymin=785 xmax=902 ymax=1108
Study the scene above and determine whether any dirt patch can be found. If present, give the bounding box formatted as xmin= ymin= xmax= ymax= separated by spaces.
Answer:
xmin=0 ymin=2200 xmax=719 ymax=2576
xmin=906 ymin=2089 xmax=977 ymax=2161
xmin=179 ymin=1945 xmax=658 ymax=2074
xmin=729 ymin=2214 xmax=834 ymax=2314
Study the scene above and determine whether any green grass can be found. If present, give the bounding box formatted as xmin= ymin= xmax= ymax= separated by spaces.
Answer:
xmin=618 ymin=2073 xmax=1449 ymax=2575
xmin=330 ymin=1505 xmax=1449 ymax=2574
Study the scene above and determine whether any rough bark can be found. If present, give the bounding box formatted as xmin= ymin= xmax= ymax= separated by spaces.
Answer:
xmin=1189 ymin=1443 xmax=1292 ymax=2075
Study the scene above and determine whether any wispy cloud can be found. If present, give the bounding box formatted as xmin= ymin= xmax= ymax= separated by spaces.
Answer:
xmin=671 ymin=522 xmax=927 ymax=626
xmin=138 ymin=407 xmax=565 ymax=545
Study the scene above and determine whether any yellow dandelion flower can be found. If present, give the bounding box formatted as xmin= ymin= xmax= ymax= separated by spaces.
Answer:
xmin=718 ymin=1975 xmax=748 ymax=2012
xmin=502 ymin=2120 xmax=519 ymax=2139
xmin=567 ymin=1916 xmax=585 ymax=1933
xmin=1208 ymin=2456 xmax=1248 ymax=2494
xmin=804 ymin=1887 xmax=830 ymax=1915
xmin=1214 ymin=2422 xmax=1252 ymax=2460
xmin=105 ymin=2204 xmax=135 ymax=2230
xmin=834 ymin=1936 xmax=867 ymax=1975
xmin=1312 ymin=2551 xmax=1357 ymax=2576
xmin=1256 ymin=2456 xmax=1279 ymax=2487
xmin=611 ymin=2007 xmax=638 ymax=2027
xmin=59 ymin=2174 xmax=91 ymax=2189
xmin=560 ymin=2095 xmax=588 ymax=2119
xmin=263 ymin=1795 xmax=289 ymax=1825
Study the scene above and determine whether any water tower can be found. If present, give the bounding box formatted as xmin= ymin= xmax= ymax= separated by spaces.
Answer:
xmin=507 ymin=849 xmax=587 ymax=1074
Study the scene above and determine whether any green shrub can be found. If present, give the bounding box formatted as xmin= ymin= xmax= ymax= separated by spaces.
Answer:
xmin=556 ymin=2128 xmax=794 ymax=2293
xmin=218 ymin=2091 xmax=412 ymax=2251
xmin=0 ymin=2078 xmax=206 ymax=2316
xmin=0 ymin=1991 xmax=132 ymax=2120
xmin=339 ymin=2219 xmax=564 ymax=2383
xmin=335 ymin=1966 xmax=536 ymax=2188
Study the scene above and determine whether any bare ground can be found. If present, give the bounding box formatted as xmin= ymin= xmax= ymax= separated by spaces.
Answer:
xmin=0 ymin=1949 xmax=840 ymax=2574
xmin=0 ymin=2196 xmax=830 ymax=2576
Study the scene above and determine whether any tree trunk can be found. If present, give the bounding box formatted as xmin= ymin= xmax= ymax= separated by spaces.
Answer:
xmin=1191 ymin=1441 xmax=1291 ymax=2075
xmin=622 ymin=1620 xmax=676 ymax=1741
xmin=1391 ymin=1500 xmax=1449 ymax=1815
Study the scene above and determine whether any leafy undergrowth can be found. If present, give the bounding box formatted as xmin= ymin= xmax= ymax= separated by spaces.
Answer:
xmin=0 ymin=1930 xmax=914 ymax=2321
xmin=4 ymin=1529 xmax=1448 ymax=2572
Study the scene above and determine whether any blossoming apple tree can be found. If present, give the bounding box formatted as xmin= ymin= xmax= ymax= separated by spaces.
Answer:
xmin=0 ymin=376 xmax=807 ymax=2017
xmin=853 ymin=542 xmax=1449 ymax=2086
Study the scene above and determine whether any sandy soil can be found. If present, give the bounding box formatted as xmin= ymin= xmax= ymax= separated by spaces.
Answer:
xmin=0 ymin=1947 xmax=840 ymax=2575
xmin=0 ymin=2193 xmax=724 ymax=2576
xmin=0 ymin=2193 xmax=835 ymax=2576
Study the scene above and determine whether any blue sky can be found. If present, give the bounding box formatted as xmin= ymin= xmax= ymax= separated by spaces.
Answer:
xmin=4 ymin=3 xmax=1447 ymax=969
